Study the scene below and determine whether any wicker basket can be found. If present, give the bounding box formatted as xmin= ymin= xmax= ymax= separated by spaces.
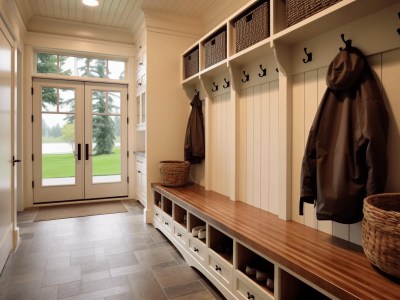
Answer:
xmin=234 ymin=0 xmax=270 ymax=53
xmin=204 ymin=29 xmax=227 ymax=69
xmin=285 ymin=0 xmax=343 ymax=27
xmin=159 ymin=161 xmax=190 ymax=187
xmin=362 ymin=193 xmax=400 ymax=278
xmin=184 ymin=47 xmax=199 ymax=79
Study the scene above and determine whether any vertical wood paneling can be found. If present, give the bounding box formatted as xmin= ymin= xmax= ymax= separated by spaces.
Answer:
xmin=316 ymin=66 xmax=332 ymax=235
xmin=303 ymin=70 xmax=318 ymax=229
xmin=210 ymin=93 xmax=230 ymax=197
xmin=291 ymin=73 xmax=305 ymax=224
xmin=246 ymin=87 xmax=254 ymax=206
xmin=238 ymin=88 xmax=247 ymax=203
xmin=253 ymin=85 xmax=262 ymax=209
xmin=381 ymin=49 xmax=400 ymax=193
xmin=260 ymin=83 xmax=270 ymax=212
xmin=269 ymin=81 xmax=279 ymax=215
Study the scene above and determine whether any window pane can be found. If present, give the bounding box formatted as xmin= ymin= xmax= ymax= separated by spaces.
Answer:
xmin=42 ymin=113 xmax=76 ymax=186
xmin=77 ymin=57 xmax=87 ymax=77
xmin=108 ymin=60 xmax=125 ymax=80
xmin=59 ymin=56 xmax=76 ymax=76
xmin=59 ymin=88 xmax=75 ymax=113
xmin=89 ymin=59 xmax=107 ymax=78
xmin=37 ymin=53 xmax=57 ymax=74
xmin=108 ymin=92 xmax=121 ymax=114
xmin=42 ymin=87 xmax=57 ymax=112
xmin=92 ymin=90 xmax=107 ymax=113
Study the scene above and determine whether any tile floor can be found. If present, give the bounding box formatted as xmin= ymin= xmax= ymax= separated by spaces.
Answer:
xmin=0 ymin=200 xmax=225 ymax=300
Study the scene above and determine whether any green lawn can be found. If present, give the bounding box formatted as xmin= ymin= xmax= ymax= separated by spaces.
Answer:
xmin=42 ymin=147 xmax=121 ymax=178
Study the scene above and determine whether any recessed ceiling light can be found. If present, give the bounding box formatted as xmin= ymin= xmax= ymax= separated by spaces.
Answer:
xmin=82 ymin=0 xmax=99 ymax=7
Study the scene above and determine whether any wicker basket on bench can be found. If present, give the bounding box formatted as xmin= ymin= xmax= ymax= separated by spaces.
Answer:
xmin=362 ymin=193 xmax=400 ymax=278
xmin=159 ymin=161 xmax=190 ymax=187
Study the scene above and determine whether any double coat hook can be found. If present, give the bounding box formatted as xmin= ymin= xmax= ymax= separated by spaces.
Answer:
xmin=302 ymin=48 xmax=312 ymax=63
xmin=223 ymin=78 xmax=230 ymax=88
xmin=258 ymin=64 xmax=267 ymax=77
xmin=241 ymin=70 xmax=250 ymax=83
xmin=397 ymin=12 xmax=400 ymax=35
xmin=339 ymin=33 xmax=352 ymax=50
xmin=211 ymin=81 xmax=218 ymax=92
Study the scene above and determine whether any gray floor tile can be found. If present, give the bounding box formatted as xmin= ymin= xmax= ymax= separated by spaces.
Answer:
xmin=0 ymin=201 xmax=222 ymax=300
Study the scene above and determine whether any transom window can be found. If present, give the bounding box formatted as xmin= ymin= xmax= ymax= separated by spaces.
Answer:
xmin=36 ymin=53 xmax=126 ymax=80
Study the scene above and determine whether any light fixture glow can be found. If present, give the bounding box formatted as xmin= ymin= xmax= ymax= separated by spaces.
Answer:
xmin=82 ymin=0 xmax=99 ymax=7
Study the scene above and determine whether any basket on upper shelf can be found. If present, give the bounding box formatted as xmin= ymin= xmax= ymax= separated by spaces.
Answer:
xmin=183 ymin=47 xmax=199 ymax=79
xmin=204 ymin=27 xmax=227 ymax=69
xmin=233 ymin=0 xmax=270 ymax=53
xmin=285 ymin=0 xmax=343 ymax=27
xmin=362 ymin=193 xmax=400 ymax=279
xmin=159 ymin=161 xmax=190 ymax=187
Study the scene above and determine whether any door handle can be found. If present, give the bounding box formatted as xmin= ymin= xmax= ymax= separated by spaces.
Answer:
xmin=85 ymin=144 xmax=89 ymax=160
xmin=12 ymin=156 xmax=21 ymax=166
xmin=77 ymin=144 xmax=81 ymax=160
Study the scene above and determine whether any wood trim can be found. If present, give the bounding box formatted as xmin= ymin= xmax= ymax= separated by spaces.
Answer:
xmin=152 ymin=182 xmax=400 ymax=300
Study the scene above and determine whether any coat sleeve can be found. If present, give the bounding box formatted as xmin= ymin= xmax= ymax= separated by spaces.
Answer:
xmin=363 ymin=95 xmax=388 ymax=195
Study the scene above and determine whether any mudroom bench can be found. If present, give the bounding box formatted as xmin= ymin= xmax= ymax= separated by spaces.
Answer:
xmin=151 ymin=183 xmax=400 ymax=300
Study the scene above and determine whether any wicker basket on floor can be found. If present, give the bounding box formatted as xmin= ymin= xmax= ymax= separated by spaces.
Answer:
xmin=362 ymin=193 xmax=400 ymax=278
xmin=159 ymin=161 xmax=190 ymax=187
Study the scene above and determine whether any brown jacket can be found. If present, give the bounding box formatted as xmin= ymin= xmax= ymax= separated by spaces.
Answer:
xmin=184 ymin=94 xmax=205 ymax=164
xmin=300 ymin=47 xmax=388 ymax=224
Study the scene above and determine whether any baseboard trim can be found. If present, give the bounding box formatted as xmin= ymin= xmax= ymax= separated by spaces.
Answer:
xmin=0 ymin=224 xmax=13 ymax=273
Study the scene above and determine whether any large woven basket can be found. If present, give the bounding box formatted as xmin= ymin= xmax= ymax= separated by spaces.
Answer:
xmin=285 ymin=0 xmax=342 ymax=27
xmin=184 ymin=47 xmax=199 ymax=79
xmin=159 ymin=161 xmax=190 ymax=187
xmin=234 ymin=0 xmax=269 ymax=53
xmin=362 ymin=193 xmax=400 ymax=278
xmin=204 ymin=28 xmax=227 ymax=69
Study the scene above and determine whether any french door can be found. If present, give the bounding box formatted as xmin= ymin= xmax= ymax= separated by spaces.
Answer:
xmin=32 ymin=78 xmax=128 ymax=203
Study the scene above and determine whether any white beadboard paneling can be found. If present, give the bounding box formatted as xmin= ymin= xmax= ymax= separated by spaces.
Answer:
xmin=269 ymin=80 xmax=279 ymax=215
xmin=332 ymin=222 xmax=349 ymax=240
xmin=291 ymin=73 xmax=305 ymax=224
xmin=260 ymin=83 xmax=270 ymax=212
xmin=246 ymin=87 xmax=254 ymax=206
xmin=303 ymin=70 xmax=318 ymax=229
xmin=238 ymin=87 xmax=247 ymax=203
xmin=349 ymin=222 xmax=362 ymax=245
xmin=382 ymin=49 xmax=400 ymax=193
xmin=253 ymin=85 xmax=262 ymax=209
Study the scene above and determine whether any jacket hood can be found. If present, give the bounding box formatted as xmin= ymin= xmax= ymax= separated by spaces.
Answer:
xmin=326 ymin=48 xmax=366 ymax=91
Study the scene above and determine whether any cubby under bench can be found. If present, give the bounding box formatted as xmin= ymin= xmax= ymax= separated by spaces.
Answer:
xmin=151 ymin=183 xmax=400 ymax=300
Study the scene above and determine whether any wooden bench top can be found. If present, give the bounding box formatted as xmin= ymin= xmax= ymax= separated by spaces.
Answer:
xmin=152 ymin=182 xmax=400 ymax=300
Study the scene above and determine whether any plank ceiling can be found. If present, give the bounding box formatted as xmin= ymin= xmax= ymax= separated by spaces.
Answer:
xmin=15 ymin=0 xmax=249 ymax=41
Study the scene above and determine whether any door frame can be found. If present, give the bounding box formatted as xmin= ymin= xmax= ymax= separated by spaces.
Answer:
xmin=32 ymin=78 xmax=129 ymax=203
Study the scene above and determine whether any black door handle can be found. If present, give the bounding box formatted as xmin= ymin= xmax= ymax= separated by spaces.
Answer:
xmin=85 ymin=144 xmax=89 ymax=160
xmin=12 ymin=156 xmax=21 ymax=166
xmin=77 ymin=144 xmax=81 ymax=160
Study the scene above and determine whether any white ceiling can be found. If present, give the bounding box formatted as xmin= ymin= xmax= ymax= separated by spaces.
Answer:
xmin=15 ymin=0 xmax=250 ymax=43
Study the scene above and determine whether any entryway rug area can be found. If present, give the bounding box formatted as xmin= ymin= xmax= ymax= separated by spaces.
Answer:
xmin=34 ymin=201 xmax=128 ymax=221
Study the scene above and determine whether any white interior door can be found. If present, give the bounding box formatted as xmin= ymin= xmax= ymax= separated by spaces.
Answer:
xmin=32 ymin=80 xmax=128 ymax=203
xmin=0 ymin=24 xmax=13 ymax=272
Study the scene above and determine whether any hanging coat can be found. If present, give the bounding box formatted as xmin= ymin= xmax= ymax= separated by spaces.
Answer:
xmin=184 ymin=94 xmax=205 ymax=164
xmin=300 ymin=47 xmax=388 ymax=224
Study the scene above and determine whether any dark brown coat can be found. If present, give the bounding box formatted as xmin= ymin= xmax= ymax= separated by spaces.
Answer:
xmin=300 ymin=47 xmax=388 ymax=224
xmin=184 ymin=94 xmax=205 ymax=164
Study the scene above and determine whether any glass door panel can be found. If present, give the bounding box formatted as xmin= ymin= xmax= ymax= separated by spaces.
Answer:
xmin=84 ymin=83 xmax=128 ymax=199
xmin=33 ymin=79 xmax=84 ymax=203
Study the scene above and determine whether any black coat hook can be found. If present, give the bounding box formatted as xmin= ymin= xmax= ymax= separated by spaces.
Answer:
xmin=339 ymin=33 xmax=352 ymax=51
xmin=211 ymin=82 xmax=218 ymax=92
xmin=302 ymin=48 xmax=312 ymax=63
xmin=276 ymin=68 xmax=279 ymax=73
xmin=241 ymin=71 xmax=249 ymax=83
xmin=195 ymin=89 xmax=199 ymax=95
xmin=258 ymin=64 xmax=267 ymax=77
xmin=397 ymin=12 xmax=400 ymax=35
xmin=223 ymin=78 xmax=230 ymax=88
